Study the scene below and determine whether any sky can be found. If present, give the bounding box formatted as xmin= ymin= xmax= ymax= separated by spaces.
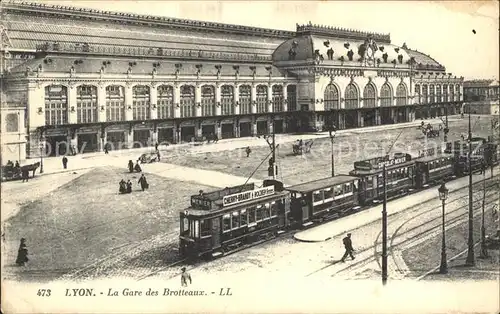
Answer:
xmin=38 ymin=0 xmax=499 ymax=80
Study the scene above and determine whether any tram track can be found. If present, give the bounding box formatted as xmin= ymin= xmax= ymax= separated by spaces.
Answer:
xmin=306 ymin=177 xmax=498 ymax=278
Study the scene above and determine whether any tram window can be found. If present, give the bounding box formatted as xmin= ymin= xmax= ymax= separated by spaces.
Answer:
xmin=263 ymin=203 xmax=270 ymax=219
xmin=200 ymin=219 xmax=211 ymax=236
xmin=313 ymin=191 xmax=323 ymax=203
xmin=194 ymin=221 xmax=199 ymax=238
xmin=344 ymin=183 xmax=352 ymax=194
xmin=334 ymin=185 xmax=342 ymax=196
xmin=366 ymin=177 xmax=373 ymax=188
xmin=182 ymin=218 xmax=189 ymax=232
xmin=241 ymin=209 xmax=247 ymax=226
xmin=324 ymin=188 xmax=334 ymax=201
xmin=248 ymin=207 xmax=256 ymax=223
xmin=256 ymin=206 xmax=263 ymax=221
xmin=222 ymin=214 xmax=230 ymax=232
xmin=270 ymin=201 xmax=278 ymax=217
xmin=232 ymin=211 xmax=240 ymax=229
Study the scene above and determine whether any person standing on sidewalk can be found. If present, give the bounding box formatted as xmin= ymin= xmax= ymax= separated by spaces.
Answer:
xmin=62 ymin=156 xmax=68 ymax=169
xmin=180 ymin=267 xmax=192 ymax=287
xmin=340 ymin=233 xmax=355 ymax=262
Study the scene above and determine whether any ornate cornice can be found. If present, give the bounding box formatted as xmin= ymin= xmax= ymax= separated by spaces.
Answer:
xmin=296 ymin=22 xmax=391 ymax=43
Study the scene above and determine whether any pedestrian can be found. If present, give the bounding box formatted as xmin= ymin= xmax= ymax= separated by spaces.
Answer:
xmin=157 ymin=150 xmax=161 ymax=162
xmin=119 ymin=179 xmax=126 ymax=194
xmin=138 ymin=173 xmax=149 ymax=191
xmin=15 ymin=238 xmax=29 ymax=266
xmin=6 ymin=160 xmax=13 ymax=167
xmin=213 ymin=133 xmax=219 ymax=143
xmin=62 ymin=156 xmax=68 ymax=169
xmin=180 ymin=267 xmax=192 ymax=287
xmin=340 ymin=233 xmax=355 ymax=262
xmin=15 ymin=160 xmax=20 ymax=168
xmin=126 ymin=180 xmax=132 ymax=193
xmin=245 ymin=146 xmax=252 ymax=157
xmin=104 ymin=143 xmax=109 ymax=154
xmin=155 ymin=142 xmax=159 ymax=151
xmin=134 ymin=161 xmax=142 ymax=173
xmin=22 ymin=169 xmax=29 ymax=182
xmin=128 ymin=160 xmax=134 ymax=173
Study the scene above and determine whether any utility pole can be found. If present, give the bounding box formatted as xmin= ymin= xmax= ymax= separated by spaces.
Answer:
xmin=479 ymin=167 xmax=488 ymax=258
xmin=465 ymin=105 xmax=475 ymax=266
xmin=382 ymin=163 xmax=388 ymax=285
xmin=272 ymin=128 xmax=276 ymax=180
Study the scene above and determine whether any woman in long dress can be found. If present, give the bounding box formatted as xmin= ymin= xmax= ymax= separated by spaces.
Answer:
xmin=15 ymin=238 xmax=29 ymax=266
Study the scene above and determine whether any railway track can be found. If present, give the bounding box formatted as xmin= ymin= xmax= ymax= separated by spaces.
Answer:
xmin=306 ymin=182 xmax=498 ymax=278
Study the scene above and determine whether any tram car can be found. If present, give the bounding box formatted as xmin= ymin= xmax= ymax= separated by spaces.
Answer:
xmin=414 ymin=149 xmax=455 ymax=188
xmin=348 ymin=153 xmax=415 ymax=205
xmin=287 ymin=175 xmax=360 ymax=227
xmin=179 ymin=181 xmax=290 ymax=259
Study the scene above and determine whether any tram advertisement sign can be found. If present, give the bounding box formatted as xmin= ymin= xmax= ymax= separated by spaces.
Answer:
xmin=222 ymin=186 xmax=275 ymax=207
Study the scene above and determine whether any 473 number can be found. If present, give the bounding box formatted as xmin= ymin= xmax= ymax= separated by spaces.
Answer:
xmin=37 ymin=289 xmax=51 ymax=297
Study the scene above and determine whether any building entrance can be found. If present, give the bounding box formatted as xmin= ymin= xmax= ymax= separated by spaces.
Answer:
xmin=362 ymin=109 xmax=376 ymax=127
xmin=158 ymin=128 xmax=174 ymax=144
xmin=257 ymin=121 xmax=268 ymax=135
xmin=344 ymin=111 xmax=358 ymax=129
xmin=78 ymin=133 xmax=98 ymax=153
xmin=239 ymin=122 xmax=251 ymax=137
xmin=181 ymin=126 xmax=195 ymax=142
xmin=45 ymin=135 xmax=68 ymax=156
xmin=380 ymin=108 xmax=393 ymax=125
xmin=221 ymin=123 xmax=234 ymax=139
xmin=133 ymin=130 xmax=150 ymax=148
xmin=202 ymin=125 xmax=215 ymax=138
xmin=106 ymin=131 xmax=125 ymax=151
xmin=273 ymin=120 xmax=284 ymax=134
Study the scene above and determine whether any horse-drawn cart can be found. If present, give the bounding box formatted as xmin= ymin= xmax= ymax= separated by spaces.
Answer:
xmin=1 ymin=162 xmax=41 ymax=182
xmin=138 ymin=152 xmax=159 ymax=164
xmin=292 ymin=139 xmax=314 ymax=155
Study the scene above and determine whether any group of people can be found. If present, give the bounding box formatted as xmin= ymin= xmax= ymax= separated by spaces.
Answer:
xmin=5 ymin=160 xmax=20 ymax=168
xmin=118 ymin=174 xmax=149 ymax=194
xmin=128 ymin=160 xmax=142 ymax=173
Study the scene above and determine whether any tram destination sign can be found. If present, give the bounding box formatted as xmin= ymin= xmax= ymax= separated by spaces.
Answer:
xmin=354 ymin=155 xmax=408 ymax=171
xmin=222 ymin=186 xmax=275 ymax=207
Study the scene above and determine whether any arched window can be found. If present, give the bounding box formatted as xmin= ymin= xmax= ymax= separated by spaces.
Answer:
xmin=44 ymin=85 xmax=68 ymax=125
xmin=239 ymin=85 xmax=251 ymax=114
xmin=443 ymin=84 xmax=448 ymax=102
xmin=5 ymin=113 xmax=19 ymax=132
xmin=324 ymin=84 xmax=339 ymax=110
xmin=272 ymin=85 xmax=283 ymax=112
xmin=363 ymin=84 xmax=376 ymax=108
xmin=106 ymin=85 xmax=125 ymax=121
xmin=422 ymin=85 xmax=428 ymax=104
xmin=396 ymin=83 xmax=407 ymax=106
xmin=429 ymin=85 xmax=435 ymax=103
xmin=180 ymin=85 xmax=195 ymax=118
xmin=380 ymin=83 xmax=392 ymax=107
xmin=287 ymin=85 xmax=297 ymax=111
xmin=436 ymin=84 xmax=442 ymax=102
xmin=132 ymin=85 xmax=150 ymax=120
xmin=157 ymin=85 xmax=173 ymax=119
xmin=415 ymin=84 xmax=421 ymax=103
xmin=221 ymin=85 xmax=234 ymax=115
xmin=201 ymin=85 xmax=215 ymax=117
xmin=76 ymin=85 xmax=98 ymax=123
xmin=256 ymin=85 xmax=268 ymax=113
xmin=344 ymin=84 xmax=359 ymax=109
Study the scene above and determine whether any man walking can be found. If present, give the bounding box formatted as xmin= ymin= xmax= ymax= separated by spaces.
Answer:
xmin=138 ymin=174 xmax=149 ymax=191
xmin=180 ymin=267 xmax=192 ymax=287
xmin=340 ymin=233 xmax=355 ymax=262
xmin=62 ymin=156 xmax=68 ymax=169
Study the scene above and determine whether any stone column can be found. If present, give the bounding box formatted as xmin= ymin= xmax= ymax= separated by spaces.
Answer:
xmin=268 ymin=116 xmax=274 ymax=134
xmin=68 ymin=84 xmax=77 ymax=124
xmin=150 ymin=84 xmax=158 ymax=120
xmin=234 ymin=84 xmax=240 ymax=115
xmin=195 ymin=84 xmax=202 ymax=117
xmin=283 ymin=85 xmax=288 ymax=112
xmin=357 ymin=111 xmax=364 ymax=128
xmin=251 ymin=116 xmax=257 ymax=136
xmin=339 ymin=112 xmax=345 ymax=130
xmin=173 ymin=84 xmax=180 ymax=118
xmin=375 ymin=108 xmax=381 ymax=125
xmin=251 ymin=84 xmax=256 ymax=114
xmin=125 ymin=84 xmax=133 ymax=121
xmin=216 ymin=121 xmax=222 ymax=139
xmin=267 ymin=84 xmax=273 ymax=113
xmin=98 ymin=84 xmax=106 ymax=122
xmin=234 ymin=118 xmax=240 ymax=138
xmin=97 ymin=129 xmax=103 ymax=152
xmin=391 ymin=108 xmax=398 ymax=123
xmin=215 ymin=84 xmax=222 ymax=116
xmin=196 ymin=121 xmax=202 ymax=138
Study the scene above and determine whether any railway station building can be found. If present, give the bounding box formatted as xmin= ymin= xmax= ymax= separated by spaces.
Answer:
xmin=0 ymin=1 xmax=464 ymax=160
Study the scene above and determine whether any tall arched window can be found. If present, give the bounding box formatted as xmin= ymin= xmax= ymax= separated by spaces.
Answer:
xmin=344 ymin=84 xmax=359 ymax=109
xmin=272 ymin=85 xmax=284 ymax=112
xmin=256 ymin=85 xmax=268 ymax=113
xmin=422 ymin=85 xmax=428 ymax=104
xmin=363 ymin=84 xmax=376 ymax=107
xmin=201 ymin=85 xmax=215 ymax=116
xmin=287 ymin=85 xmax=297 ymax=111
xmin=239 ymin=85 xmax=251 ymax=114
xmin=157 ymin=85 xmax=173 ymax=119
xmin=449 ymin=84 xmax=455 ymax=101
xmin=396 ymin=83 xmax=407 ymax=106
xmin=380 ymin=83 xmax=392 ymax=107
xmin=5 ymin=113 xmax=19 ymax=132
xmin=415 ymin=84 xmax=421 ymax=103
xmin=443 ymin=84 xmax=448 ymax=102
xmin=106 ymin=85 xmax=125 ymax=121
xmin=436 ymin=84 xmax=442 ymax=103
xmin=45 ymin=85 xmax=68 ymax=125
xmin=180 ymin=85 xmax=195 ymax=118
xmin=221 ymin=85 xmax=234 ymax=115
xmin=76 ymin=85 xmax=98 ymax=123
xmin=132 ymin=85 xmax=150 ymax=120
xmin=324 ymin=84 xmax=339 ymax=110
xmin=429 ymin=85 xmax=435 ymax=103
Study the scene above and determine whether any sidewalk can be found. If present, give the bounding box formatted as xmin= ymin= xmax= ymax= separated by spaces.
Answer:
xmin=293 ymin=169 xmax=498 ymax=242
xmin=23 ymin=117 xmax=453 ymax=177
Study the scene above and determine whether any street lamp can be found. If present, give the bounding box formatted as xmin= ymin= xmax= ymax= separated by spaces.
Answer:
xmin=480 ymin=163 xmax=489 ymax=259
xmin=329 ymin=127 xmax=336 ymax=177
xmin=438 ymin=183 xmax=449 ymax=274
xmin=39 ymin=141 xmax=44 ymax=174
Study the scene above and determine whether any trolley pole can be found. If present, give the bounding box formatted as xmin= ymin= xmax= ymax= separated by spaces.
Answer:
xmin=272 ymin=128 xmax=276 ymax=180
xmin=465 ymin=105 xmax=475 ymax=266
xmin=381 ymin=163 xmax=388 ymax=285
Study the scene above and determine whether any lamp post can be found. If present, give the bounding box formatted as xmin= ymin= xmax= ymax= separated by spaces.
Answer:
xmin=39 ymin=141 xmax=44 ymax=174
xmin=465 ymin=104 xmax=475 ymax=266
xmin=438 ymin=183 xmax=449 ymax=274
xmin=479 ymin=164 xmax=489 ymax=259
xmin=329 ymin=127 xmax=336 ymax=177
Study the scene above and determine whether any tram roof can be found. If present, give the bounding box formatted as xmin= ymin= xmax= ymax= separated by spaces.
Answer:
xmin=286 ymin=175 xmax=359 ymax=193
xmin=349 ymin=160 xmax=416 ymax=176
xmin=416 ymin=153 xmax=454 ymax=163
xmin=184 ymin=190 xmax=290 ymax=218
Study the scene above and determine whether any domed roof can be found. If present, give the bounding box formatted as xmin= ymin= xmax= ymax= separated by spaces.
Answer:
xmin=273 ymin=34 xmax=411 ymax=65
